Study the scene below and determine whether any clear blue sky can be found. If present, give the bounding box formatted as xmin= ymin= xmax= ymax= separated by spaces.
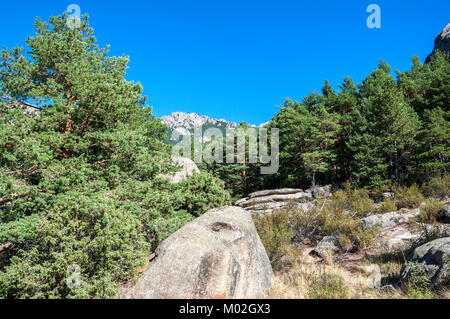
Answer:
xmin=1 ymin=1 xmax=449 ymax=125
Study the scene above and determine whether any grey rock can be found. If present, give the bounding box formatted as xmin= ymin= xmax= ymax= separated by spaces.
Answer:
xmin=234 ymin=197 xmax=249 ymax=207
xmin=366 ymin=264 xmax=382 ymax=289
xmin=159 ymin=157 xmax=200 ymax=184
xmin=240 ymin=192 xmax=311 ymax=208
xmin=311 ymin=236 xmax=341 ymax=259
xmin=400 ymin=237 xmax=450 ymax=290
xmin=308 ymin=185 xmax=331 ymax=199
xmin=362 ymin=212 xmax=402 ymax=230
xmin=443 ymin=203 xmax=450 ymax=223
xmin=251 ymin=202 xmax=314 ymax=217
xmin=427 ymin=23 xmax=450 ymax=62
xmin=121 ymin=206 xmax=274 ymax=299
xmin=362 ymin=209 xmax=419 ymax=230
xmin=249 ymin=189 xmax=304 ymax=199
xmin=235 ymin=189 xmax=313 ymax=216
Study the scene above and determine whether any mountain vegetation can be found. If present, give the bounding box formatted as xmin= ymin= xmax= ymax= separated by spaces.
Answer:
xmin=0 ymin=14 xmax=229 ymax=298
xmin=0 ymin=13 xmax=448 ymax=299
xmin=200 ymin=55 xmax=449 ymax=197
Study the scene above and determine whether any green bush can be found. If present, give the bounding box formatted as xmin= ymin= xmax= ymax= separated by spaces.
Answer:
xmin=254 ymin=211 xmax=293 ymax=271
xmin=308 ymin=185 xmax=377 ymax=250
xmin=317 ymin=205 xmax=377 ymax=250
xmin=293 ymin=194 xmax=377 ymax=251
xmin=406 ymin=262 xmax=434 ymax=299
xmin=420 ymin=199 xmax=445 ymax=223
xmin=0 ymin=15 xmax=228 ymax=299
xmin=329 ymin=183 xmax=374 ymax=217
xmin=376 ymin=197 xmax=398 ymax=213
xmin=393 ymin=184 xmax=425 ymax=209
xmin=423 ymin=174 xmax=450 ymax=199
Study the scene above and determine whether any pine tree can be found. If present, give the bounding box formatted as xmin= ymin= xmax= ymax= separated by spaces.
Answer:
xmin=348 ymin=60 xmax=420 ymax=187
xmin=0 ymin=14 xmax=228 ymax=299
xmin=417 ymin=107 xmax=450 ymax=178
xmin=397 ymin=52 xmax=450 ymax=118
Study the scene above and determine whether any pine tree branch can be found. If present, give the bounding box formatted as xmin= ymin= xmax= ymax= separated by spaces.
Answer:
xmin=1 ymin=95 xmax=40 ymax=110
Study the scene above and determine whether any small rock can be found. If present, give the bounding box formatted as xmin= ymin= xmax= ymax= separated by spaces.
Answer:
xmin=311 ymin=236 xmax=341 ymax=259
xmin=383 ymin=192 xmax=394 ymax=199
xmin=366 ymin=264 xmax=382 ymax=289
xmin=361 ymin=212 xmax=402 ymax=230
xmin=308 ymin=185 xmax=332 ymax=199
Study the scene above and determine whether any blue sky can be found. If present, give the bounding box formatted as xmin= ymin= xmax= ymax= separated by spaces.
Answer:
xmin=1 ymin=1 xmax=449 ymax=125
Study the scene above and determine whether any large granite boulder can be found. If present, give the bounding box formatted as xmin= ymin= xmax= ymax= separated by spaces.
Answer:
xmin=400 ymin=237 xmax=450 ymax=290
xmin=426 ymin=23 xmax=450 ymax=63
xmin=235 ymin=189 xmax=313 ymax=216
xmin=121 ymin=206 xmax=274 ymax=299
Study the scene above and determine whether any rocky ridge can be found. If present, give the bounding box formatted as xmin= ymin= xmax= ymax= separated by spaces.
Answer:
xmin=426 ymin=23 xmax=450 ymax=62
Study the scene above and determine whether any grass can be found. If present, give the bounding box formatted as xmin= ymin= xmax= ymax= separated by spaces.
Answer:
xmin=267 ymin=246 xmax=405 ymax=299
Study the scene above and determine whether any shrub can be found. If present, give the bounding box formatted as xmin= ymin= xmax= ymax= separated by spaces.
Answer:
xmin=174 ymin=172 xmax=231 ymax=217
xmin=317 ymin=205 xmax=377 ymax=250
xmin=405 ymin=262 xmax=434 ymax=299
xmin=421 ymin=224 xmax=450 ymax=243
xmin=393 ymin=184 xmax=425 ymax=209
xmin=376 ymin=197 xmax=398 ymax=213
xmin=423 ymin=174 xmax=450 ymax=199
xmin=420 ymin=199 xmax=445 ymax=223
xmin=329 ymin=183 xmax=374 ymax=217
xmin=307 ymin=185 xmax=377 ymax=250
xmin=307 ymin=270 xmax=349 ymax=299
xmin=293 ymin=198 xmax=377 ymax=251
xmin=254 ymin=211 xmax=293 ymax=271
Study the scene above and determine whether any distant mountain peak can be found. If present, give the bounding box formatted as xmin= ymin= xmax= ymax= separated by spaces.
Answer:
xmin=161 ymin=111 xmax=269 ymax=144
xmin=161 ymin=112 xmax=238 ymax=131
